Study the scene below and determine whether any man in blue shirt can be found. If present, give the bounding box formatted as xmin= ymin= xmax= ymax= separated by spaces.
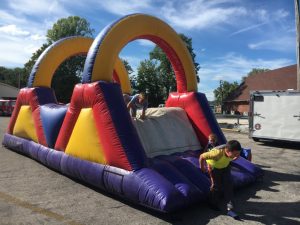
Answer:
xmin=123 ymin=93 xmax=148 ymax=120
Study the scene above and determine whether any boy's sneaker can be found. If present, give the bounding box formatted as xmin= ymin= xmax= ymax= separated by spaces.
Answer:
xmin=226 ymin=201 xmax=234 ymax=211
xmin=227 ymin=210 xmax=240 ymax=220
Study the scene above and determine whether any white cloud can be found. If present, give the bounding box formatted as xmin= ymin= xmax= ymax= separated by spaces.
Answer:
xmin=0 ymin=31 xmax=46 ymax=67
xmin=0 ymin=0 xmax=68 ymax=67
xmin=198 ymin=84 xmax=215 ymax=101
xmin=230 ymin=9 xmax=290 ymax=36
xmin=255 ymin=9 xmax=268 ymax=21
xmin=119 ymin=54 xmax=144 ymax=73
xmin=161 ymin=0 xmax=247 ymax=30
xmin=0 ymin=35 xmax=33 ymax=67
xmin=0 ymin=25 xmax=30 ymax=37
xmin=8 ymin=0 xmax=69 ymax=17
xmin=90 ymin=0 xmax=250 ymax=31
xmin=137 ymin=40 xmax=155 ymax=47
xmin=200 ymin=53 xmax=293 ymax=82
xmin=0 ymin=10 xmax=26 ymax=25
xmin=96 ymin=0 xmax=152 ymax=16
xmin=230 ymin=22 xmax=267 ymax=36
xmin=198 ymin=53 xmax=293 ymax=100
xmin=274 ymin=9 xmax=289 ymax=19
xmin=248 ymin=36 xmax=295 ymax=52
xmin=30 ymin=34 xmax=46 ymax=41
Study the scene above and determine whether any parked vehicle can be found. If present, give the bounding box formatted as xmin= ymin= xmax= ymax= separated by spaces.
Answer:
xmin=0 ymin=99 xmax=16 ymax=116
xmin=249 ymin=90 xmax=300 ymax=143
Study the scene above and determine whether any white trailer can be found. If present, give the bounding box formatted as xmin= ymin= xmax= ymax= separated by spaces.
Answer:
xmin=249 ymin=90 xmax=300 ymax=143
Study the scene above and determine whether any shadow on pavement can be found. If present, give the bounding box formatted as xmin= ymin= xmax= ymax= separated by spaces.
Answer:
xmin=234 ymin=168 xmax=300 ymax=225
xmin=158 ymin=168 xmax=300 ymax=225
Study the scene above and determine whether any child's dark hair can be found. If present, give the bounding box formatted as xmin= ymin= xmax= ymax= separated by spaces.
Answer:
xmin=226 ymin=140 xmax=242 ymax=152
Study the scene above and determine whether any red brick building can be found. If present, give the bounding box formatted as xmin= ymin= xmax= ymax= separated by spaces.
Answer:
xmin=224 ymin=64 xmax=297 ymax=115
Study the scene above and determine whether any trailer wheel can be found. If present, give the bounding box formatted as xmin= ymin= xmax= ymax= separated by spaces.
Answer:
xmin=252 ymin=137 xmax=259 ymax=142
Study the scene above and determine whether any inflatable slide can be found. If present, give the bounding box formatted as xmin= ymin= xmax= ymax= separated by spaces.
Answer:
xmin=2 ymin=14 xmax=263 ymax=212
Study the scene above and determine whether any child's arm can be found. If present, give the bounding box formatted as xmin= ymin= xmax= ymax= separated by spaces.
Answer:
xmin=199 ymin=149 xmax=222 ymax=173
xmin=203 ymin=143 xmax=209 ymax=152
xmin=127 ymin=102 xmax=133 ymax=110
xmin=127 ymin=95 xmax=138 ymax=110
xmin=199 ymin=155 xmax=207 ymax=173
xmin=140 ymin=109 xmax=146 ymax=120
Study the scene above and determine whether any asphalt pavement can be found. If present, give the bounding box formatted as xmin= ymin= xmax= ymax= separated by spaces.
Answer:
xmin=0 ymin=116 xmax=299 ymax=225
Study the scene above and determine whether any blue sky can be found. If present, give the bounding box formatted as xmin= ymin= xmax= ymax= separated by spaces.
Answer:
xmin=0 ymin=0 xmax=296 ymax=100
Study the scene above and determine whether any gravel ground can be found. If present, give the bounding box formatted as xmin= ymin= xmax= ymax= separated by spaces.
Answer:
xmin=0 ymin=116 xmax=299 ymax=225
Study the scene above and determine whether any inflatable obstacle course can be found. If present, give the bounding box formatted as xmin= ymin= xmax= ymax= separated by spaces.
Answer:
xmin=2 ymin=14 xmax=263 ymax=212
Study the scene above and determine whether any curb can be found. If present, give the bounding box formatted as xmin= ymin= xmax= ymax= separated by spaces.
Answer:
xmin=221 ymin=128 xmax=239 ymax=132
xmin=221 ymin=128 xmax=249 ymax=134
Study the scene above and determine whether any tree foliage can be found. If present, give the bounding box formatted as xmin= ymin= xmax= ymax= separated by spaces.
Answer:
xmin=24 ymin=43 xmax=49 ymax=82
xmin=0 ymin=67 xmax=27 ymax=88
xmin=50 ymin=17 xmax=94 ymax=103
xmin=214 ymin=68 xmax=270 ymax=110
xmin=122 ymin=59 xmax=133 ymax=75
xmin=135 ymin=60 xmax=164 ymax=107
xmin=121 ymin=59 xmax=137 ymax=92
xmin=248 ymin=68 xmax=270 ymax=76
xmin=242 ymin=68 xmax=270 ymax=82
xmin=47 ymin=16 xmax=94 ymax=42
xmin=213 ymin=80 xmax=239 ymax=105
xmin=150 ymin=46 xmax=176 ymax=96
xmin=179 ymin=34 xmax=200 ymax=74
xmin=134 ymin=33 xmax=199 ymax=105
xmin=149 ymin=34 xmax=200 ymax=96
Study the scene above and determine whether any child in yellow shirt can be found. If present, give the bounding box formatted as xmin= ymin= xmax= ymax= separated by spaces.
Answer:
xmin=199 ymin=140 xmax=241 ymax=212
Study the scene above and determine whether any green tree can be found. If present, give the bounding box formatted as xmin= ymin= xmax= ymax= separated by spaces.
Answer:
xmin=122 ymin=59 xmax=133 ymax=75
xmin=149 ymin=33 xmax=200 ymax=99
xmin=47 ymin=16 xmax=94 ymax=42
xmin=135 ymin=60 xmax=164 ymax=107
xmin=24 ymin=43 xmax=49 ymax=82
xmin=24 ymin=16 xmax=94 ymax=103
xmin=120 ymin=58 xmax=138 ymax=94
xmin=213 ymin=80 xmax=239 ymax=106
xmin=242 ymin=68 xmax=270 ymax=82
xmin=0 ymin=67 xmax=27 ymax=88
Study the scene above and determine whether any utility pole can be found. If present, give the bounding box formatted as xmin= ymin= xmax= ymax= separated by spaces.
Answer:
xmin=18 ymin=73 xmax=21 ymax=89
xmin=296 ymin=0 xmax=300 ymax=91
xmin=220 ymin=80 xmax=223 ymax=114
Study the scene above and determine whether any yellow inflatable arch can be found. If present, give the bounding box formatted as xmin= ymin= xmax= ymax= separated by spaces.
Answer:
xmin=28 ymin=36 xmax=131 ymax=94
xmin=82 ymin=14 xmax=198 ymax=93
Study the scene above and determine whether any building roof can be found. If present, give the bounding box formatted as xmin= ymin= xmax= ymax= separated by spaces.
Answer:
xmin=0 ymin=82 xmax=19 ymax=90
xmin=226 ymin=64 xmax=297 ymax=102
xmin=0 ymin=82 xmax=19 ymax=99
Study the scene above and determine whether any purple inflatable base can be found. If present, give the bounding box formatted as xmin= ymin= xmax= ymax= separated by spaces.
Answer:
xmin=2 ymin=133 xmax=263 ymax=213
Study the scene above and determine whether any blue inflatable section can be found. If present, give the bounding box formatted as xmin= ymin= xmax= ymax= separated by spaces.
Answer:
xmin=40 ymin=104 xmax=68 ymax=148
xmin=195 ymin=93 xmax=226 ymax=144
